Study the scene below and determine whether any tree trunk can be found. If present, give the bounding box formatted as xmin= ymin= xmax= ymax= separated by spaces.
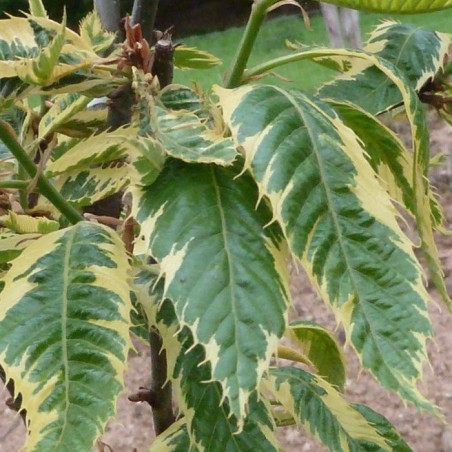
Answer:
xmin=94 ymin=0 xmax=122 ymax=38
xmin=320 ymin=3 xmax=362 ymax=48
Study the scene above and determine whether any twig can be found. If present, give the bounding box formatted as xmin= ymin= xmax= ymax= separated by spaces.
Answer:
xmin=83 ymin=212 xmax=123 ymax=227
xmin=149 ymin=328 xmax=174 ymax=434
xmin=152 ymin=28 xmax=177 ymax=89
xmin=122 ymin=206 xmax=136 ymax=254
xmin=128 ymin=329 xmax=174 ymax=435
xmin=94 ymin=0 xmax=122 ymax=40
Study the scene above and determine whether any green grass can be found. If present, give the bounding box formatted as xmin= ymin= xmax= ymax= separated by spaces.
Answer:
xmin=173 ymin=8 xmax=452 ymax=92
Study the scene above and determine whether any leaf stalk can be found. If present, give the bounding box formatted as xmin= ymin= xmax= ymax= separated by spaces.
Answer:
xmin=224 ymin=0 xmax=279 ymax=88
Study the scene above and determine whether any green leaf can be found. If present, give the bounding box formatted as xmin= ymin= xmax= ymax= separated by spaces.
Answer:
xmin=287 ymin=321 xmax=346 ymax=391
xmin=265 ymin=367 xmax=397 ymax=451
xmin=0 ymin=222 xmax=132 ymax=451
xmin=0 ymin=232 xmax=41 ymax=263
xmin=1 ymin=211 xmax=59 ymax=234
xmin=79 ymin=10 xmax=116 ymax=56
xmin=46 ymin=127 xmax=137 ymax=176
xmin=174 ymin=45 xmax=222 ymax=70
xmin=319 ymin=22 xmax=451 ymax=115
xmin=133 ymin=160 xmax=290 ymax=422
xmin=217 ymin=84 xmax=435 ymax=413
xmin=316 ymin=0 xmax=452 ymax=13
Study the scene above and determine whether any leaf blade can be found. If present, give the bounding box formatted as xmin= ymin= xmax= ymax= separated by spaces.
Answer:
xmin=287 ymin=321 xmax=346 ymax=391
xmin=0 ymin=222 xmax=132 ymax=451
xmin=218 ymin=84 xmax=435 ymax=413
xmin=133 ymin=160 xmax=290 ymax=422
xmin=266 ymin=367 xmax=399 ymax=451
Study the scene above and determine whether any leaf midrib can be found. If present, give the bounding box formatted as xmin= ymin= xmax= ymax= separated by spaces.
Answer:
xmin=54 ymin=224 xmax=77 ymax=448
xmin=210 ymin=166 xmax=240 ymax=386
xmin=292 ymin=93 xmax=394 ymax=379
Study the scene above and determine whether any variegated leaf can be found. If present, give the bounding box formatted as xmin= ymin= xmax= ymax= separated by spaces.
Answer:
xmin=39 ymin=92 xmax=92 ymax=140
xmin=133 ymin=269 xmax=181 ymax=376
xmin=159 ymin=85 xmax=206 ymax=114
xmin=150 ymin=418 xmax=193 ymax=452
xmin=217 ymin=84 xmax=434 ymax=412
xmin=15 ymin=13 xmax=66 ymax=85
xmin=287 ymin=321 xmax=346 ymax=391
xmin=352 ymin=404 xmax=411 ymax=451
xmin=175 ymin=342 xmax=280 ymax=451
xmin=319 ymin=22 xmax=451 ymax=115
xmin=0 ymin=17 xmax=51 ymax=79
xmin=329 ymin=101 xmax=451 ymax=309
xmin=53 ymin=107 xmax=108 ymax=138
xmin=150 ymin=297 xmax=280 ymax=451
xmin=131 ymin=67 xmax=157 ymax=139
xmin=79 ymin=10 xmax=116 ymax=56
xmin=25 ymin=16 xmax=90 ymax=50
xmin=133 ymin=272 xmax=280 ymax=450
xmin=28 ymin=0 xmax=48 ymax=18
xmin=155 ymin=105 xmax=237 ymax=165
xmin=1 ymin=211 xmax=59 ymax=234
xmin=174 ymin=45 xmax=222 ymax=70
xmin=322 ymin=46 xmax=449 ymax=314
xmin=265 ymin=367 xmax=399 ymax=451
xmin=0 ymin=16 xmax=123 ymax=101
xmin=53 ymin=164 xmax=130 ymax=208
xmin=328 ymin=101 xmax=417 ymax=214
xmin=128 ymin=137 xmax=166 ymax=187
xmin=129 ymin=266 xmax=159 ymax=343
xmin=247 ymin=40 xmax=444 ymax=291
xmin=316 ymin=0 xmax=452 ymax=13
xmin=46 ymin=127 xmax=137 ymax=176
xmin=133 ymin=159 xmax=290 ymax=421
xmin=0 ymin=232 xmax=41 ymax=263
xmin=0 ymin=222 xmax=132 ymax=451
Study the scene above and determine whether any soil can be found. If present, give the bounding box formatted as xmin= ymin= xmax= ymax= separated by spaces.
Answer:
xmin=1 ymin=112 xmax=452 ymax=451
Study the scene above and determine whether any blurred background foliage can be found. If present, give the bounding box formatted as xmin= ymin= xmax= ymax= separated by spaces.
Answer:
xmin=0 ymin=0 xmax=450 ymax=92
xmin=0 ymin=0 xmax=318 ymax=35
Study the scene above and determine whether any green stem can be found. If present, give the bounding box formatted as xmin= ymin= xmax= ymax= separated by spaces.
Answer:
xmin=243 ymin=45 xmax=364 ymax=83
xmin=0 ymin=121 xmax=84 ymax=224
xmin=243 ymin=50 xmax=320 ymax=83
xmin=224 ymin=0 xmax=277 ymax=88
xmin=0 ymin=180 xmax=29 ymax=189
